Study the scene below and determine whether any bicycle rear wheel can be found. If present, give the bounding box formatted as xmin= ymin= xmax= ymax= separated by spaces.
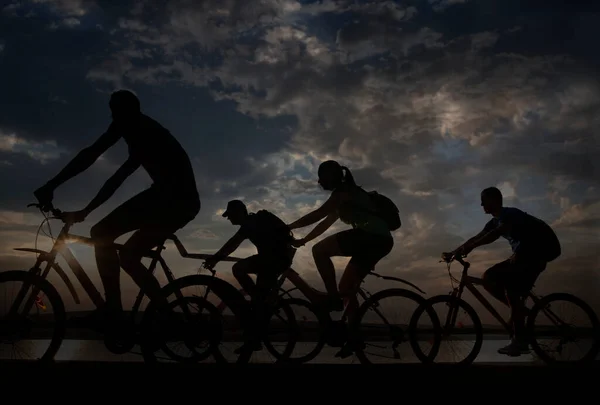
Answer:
xmin=0 ymin=270 xmax=66 ymax=362
xmin=410 ymin=294 xmax=483 ymax=365
xmin=350 ymin=288 xmax=441 ymax=364
xmin=527 ymin=292 xmax=600 ymax=364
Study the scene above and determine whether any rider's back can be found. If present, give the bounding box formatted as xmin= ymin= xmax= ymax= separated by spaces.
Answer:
xmin=114 ymin=114 xmax=199 ymax=202
xmin=337 ymin=184 xmax=391 ymax=237
xmin=241 ymin=210 xmax=293 ymax=257
xmin=486 ymin=207 xmax=561 ymax=262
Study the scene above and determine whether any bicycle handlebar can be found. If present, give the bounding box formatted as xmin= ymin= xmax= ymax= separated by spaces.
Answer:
xmin=28 ymin=202 xmax=65 ymax=222
xmin=440 ymin=252 xmax=470 ymax=268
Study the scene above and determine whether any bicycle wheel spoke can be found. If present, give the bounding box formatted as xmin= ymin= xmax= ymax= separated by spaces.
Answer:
xmin=529 ymin=293 xmax=600 ymax=363
xmin=263 ymin=298 xmax=325 ymax=364
xmin=352 ymin=289 xmax=433 ymax=364
xmin=410 ymin=295 xmax=483 ymax=365
xmin=0 ymin=271 xmax=66 ymax=362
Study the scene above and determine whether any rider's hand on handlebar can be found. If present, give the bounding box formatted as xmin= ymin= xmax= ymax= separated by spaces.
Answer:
xmin=291 ymin=237 xmax=305 ymax=248
xmin=33 ymin=184 xmax=54 ymax=211
xmin=441 ymin=251 xmax=454 ymax=262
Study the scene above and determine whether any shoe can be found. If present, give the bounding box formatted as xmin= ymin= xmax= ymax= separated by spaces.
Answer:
xmin=497 ymin=339 xmax=531 ymax=357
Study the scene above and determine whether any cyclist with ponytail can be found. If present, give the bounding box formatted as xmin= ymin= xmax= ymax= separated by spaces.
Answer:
xmin=287 ymin=160 xmax=394 ymax=357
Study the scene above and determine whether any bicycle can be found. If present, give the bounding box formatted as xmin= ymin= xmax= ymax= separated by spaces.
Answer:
xmin=0 ymin=203 xmax=222 ymax=363
xmin=409 ymin=253 xmax=600 ymax=365
xmin=157 ymin=239 xmax=441 ymax=365
xmin=134 ymin=237 xmax=300 ymax=364
xmin=235 ymin=264 xmax=441 ymax=364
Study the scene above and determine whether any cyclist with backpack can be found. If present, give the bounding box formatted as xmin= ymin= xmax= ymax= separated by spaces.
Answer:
xmin=443 ymin=186 xmax=561 ymax=357
xmin=287 ymin=160 xmax=400 ymax=356
xmin=203 ymin=199 xmax=296 ymax=354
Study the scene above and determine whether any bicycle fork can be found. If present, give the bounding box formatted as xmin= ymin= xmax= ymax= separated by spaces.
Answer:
xmin=443 ymin=289 xmax=462 ymax=335
xmin=8 ymin=260 xmax=53 ymax=320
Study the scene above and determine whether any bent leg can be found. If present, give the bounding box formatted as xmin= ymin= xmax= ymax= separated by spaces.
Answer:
xmin=90 ymin=189 xmax=157 ymax=313
xmin=232 ymin=255 xmax=278 ymax=353
xmin=232 ymin=256 xmax=261 ymax=298
xmin=120 ymin=223 xmax=188 ymax=311
xmin=335 ymin=232 xmax=393 ymax=358
xmin=312 ymin=232 xmax=348 ymax=300
xmin=338 ymin=263 xmax=363 ymax=320
xmin=253 ymin=262 xmax=281 ymax=338
xmin=482 ymin=260 xmax=513 ymax=306
xmin=505 ymin=257 xmax=546 ymax=346
xmin=337 ymin=230 xmax=394 ymax=319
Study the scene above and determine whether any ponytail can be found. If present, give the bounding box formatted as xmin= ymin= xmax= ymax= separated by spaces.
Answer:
xmin=341 ymin=166 xmax=357 ymax=187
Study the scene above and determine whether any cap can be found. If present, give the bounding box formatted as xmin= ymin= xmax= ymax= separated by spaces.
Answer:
xmin=222 ymin=200 xmax=247 ymax=218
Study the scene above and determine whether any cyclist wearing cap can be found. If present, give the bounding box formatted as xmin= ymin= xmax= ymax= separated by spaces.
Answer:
xmin=204 ymin=200 xmax=295 ymax=354
xmin=33 ymin=90 xmax=201 ymax=334
xmin=443 ymin=187 xmax=561 ymax=356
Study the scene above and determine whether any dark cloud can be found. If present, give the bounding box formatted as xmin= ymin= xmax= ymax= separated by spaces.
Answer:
xmin=1 ymin=0 xmax=599 ymax=315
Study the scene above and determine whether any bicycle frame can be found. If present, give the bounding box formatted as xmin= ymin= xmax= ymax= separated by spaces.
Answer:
xmin=267 ymin=266 xmax=428 ymax=326
xmin=171 ymin=235 xmax=428 ymax=327
xmin=10 ymin=213 xmax=199 ymax=320
xmin=446 ymin=256 xmax=544 ymax=333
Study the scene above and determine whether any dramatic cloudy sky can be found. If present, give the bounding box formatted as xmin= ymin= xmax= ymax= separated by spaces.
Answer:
xmin=1 ymin=0 xmax=599 ymax=319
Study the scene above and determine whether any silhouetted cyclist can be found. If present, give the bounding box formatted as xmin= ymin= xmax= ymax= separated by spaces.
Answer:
xmin=33 ymin=90 xmax=201 ymax=335
xmin=203 ymin=200 xmax=295 ymax=355
xmin=443 ymin=186 xmax=561 ymax=357
xmin=287 ymin=160 xmax=395 ymax=358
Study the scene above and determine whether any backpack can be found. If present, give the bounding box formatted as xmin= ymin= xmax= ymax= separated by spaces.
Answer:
xmin=365 ymin=190 xmax=402 ymax=231
xmin=535 ymin=217 xmax=561 ymax=262
xmin=254 ymin=209 xmax=294 ymax=245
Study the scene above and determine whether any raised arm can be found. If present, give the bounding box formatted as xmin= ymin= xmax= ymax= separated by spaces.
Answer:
xmin=454 ymin=221 xmax=507 ymax=255
xmin=288 ymin=191 xmax=342 ymax=230
xmin=46 ymin=126 xmax=121 ymax=190
xmin=83 ymin=156 xmax=140 ymax=215
xmin=295 ymin=211 xmax=339 ymax=246
xmin=204 ymin=229 xmax=247 ymax=269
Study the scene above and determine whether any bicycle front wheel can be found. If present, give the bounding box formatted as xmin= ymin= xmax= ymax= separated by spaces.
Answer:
xmin=527 ymin=292 xmax=600 ymax=364
xmin=264 ymin=298 xmax=328 ymax=364
xmin=410 ymin=294 xmax=483 ymax=365
xmin=350 ymin=288 xmax=441 ymax=364
xmin=159 ymin=295 xmax=224 ymax=363
xmin=0 ymin=270 xmax=66 ymax=362
xmin=139 ymin=274 xmax=252 ymax=364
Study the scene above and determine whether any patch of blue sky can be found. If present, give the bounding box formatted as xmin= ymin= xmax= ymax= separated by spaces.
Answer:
xmin=431 ymin=133 xmax=471 ymax=162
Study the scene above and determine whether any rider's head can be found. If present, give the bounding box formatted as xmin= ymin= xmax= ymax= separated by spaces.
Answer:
xmin=222 ymin=200 xmax=248 ymax=225
xmin=109 ymin=90 xmax=141 ymax=123
xmin=317 ymin=160 xmax=356 ymax=191
xmin=481 ymin=187 xmax=503 ymax=215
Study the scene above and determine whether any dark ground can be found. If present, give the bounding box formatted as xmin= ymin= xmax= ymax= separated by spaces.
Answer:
xmin=3 ymin=360 xmax=596 ymax=398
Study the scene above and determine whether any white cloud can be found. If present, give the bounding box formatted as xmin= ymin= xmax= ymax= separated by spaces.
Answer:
xmin=3 ymin=0 xmax=597 ymax=312
xmin=0 ymin=131 xmax=66 ymax=164
xmin=552 ymin=201 xmax=600 ymax=230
